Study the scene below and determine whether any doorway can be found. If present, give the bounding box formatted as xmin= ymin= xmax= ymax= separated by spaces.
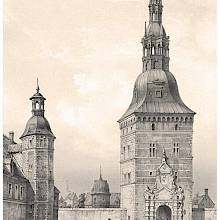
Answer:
xmin=156 ymin=205 xmax=172 ymax=220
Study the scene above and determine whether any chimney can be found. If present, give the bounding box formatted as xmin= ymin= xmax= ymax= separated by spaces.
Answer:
xmin=205 ymin=189 xmax=208 ymax=196
xmin=9 ymin=131 xmax=14 ymax=144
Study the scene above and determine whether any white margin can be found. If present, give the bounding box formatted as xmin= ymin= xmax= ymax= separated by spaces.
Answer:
xmin=0 ymin=0 xmax=3 ymax=217
xmin=217 ymin=0 xmax=219 ymax=217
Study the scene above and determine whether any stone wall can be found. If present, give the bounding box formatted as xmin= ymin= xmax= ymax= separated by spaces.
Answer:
xmin=119 ymin=114 xmax=194 ymax=220
xmin=192 ymin=208 xmax=217 ymax=220
xmin=3 ymin=172 xmax=34 ymax=220
xmin=204 ymin=208 xmax=217 ymax=220
xmin=58 ymin=208 xmax=127 ymax=220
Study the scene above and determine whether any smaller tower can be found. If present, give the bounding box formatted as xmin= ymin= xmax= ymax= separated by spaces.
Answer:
xmin=91 ymin=167 xmax=111 ymax=208
xmin=20 ymin=80 xmax=56 ymax=220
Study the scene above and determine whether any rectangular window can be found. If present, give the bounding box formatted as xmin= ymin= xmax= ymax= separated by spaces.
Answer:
xmin=124 ymin=174 xmax=126 ymax=184
xmin=173 ymin=143 xmax=180 ymax=157
xmin=128 ymin=173 xmax=131 ymax=183
xmin=15 ymin=184 xmax=18 ymax=199
xmin=127 ymin=145 xmax=130 ymax=158
xmin=155 ymin=90 xmax=162 ymax=98
xmin=149 ymin=144 xmax=156 ymax=157
xmin=123 ymin=147 xmax=126 ymax=160
xmin=8 ymin=183 xmax=12 ymax=198
xmin=20 ymin=186 xmax=24 ymax=200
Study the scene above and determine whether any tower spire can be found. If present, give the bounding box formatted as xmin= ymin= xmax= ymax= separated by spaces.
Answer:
xmin=36 ymin=78 xmax=40 ymax=93
xmin=144 ymin=22 xmax=147 ymax=37
xmin=141 ymin=0 xmax=169 ymax=72
xmin=162 ymin=149 xmax=167 ymax=163
xmin=99 ymin=165 xmax=102 ymax=180
xmin=148 ymin=0 xmax=163 ymax=24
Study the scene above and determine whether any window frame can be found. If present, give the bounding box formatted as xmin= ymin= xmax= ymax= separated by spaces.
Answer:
xmin=20 ymin=186 xmax=24 ymax=200
xmin=15 ymin=184 xmax=19 ymax=199
xmin=155 ymin=89 xmax=162 ymax=98
xmin=8 ymin=183 xmax=13 ymax=198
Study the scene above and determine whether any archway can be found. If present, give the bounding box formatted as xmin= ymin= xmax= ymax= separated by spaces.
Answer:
xmin=156 ymin=205 xmax=171 ymax=220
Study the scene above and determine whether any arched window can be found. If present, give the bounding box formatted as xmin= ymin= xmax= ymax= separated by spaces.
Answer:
xmin=152 ymin=123 xmax=155 ymax=130
xmin=152 ymin=13 xmax=155 ymax=20
xmin=36 ymin=102 xmax=40 ymax=110
xmin=152 ymin=45 xmax=155 ymax=55
xmin=158 ymin=44 xmax=161 ymax=54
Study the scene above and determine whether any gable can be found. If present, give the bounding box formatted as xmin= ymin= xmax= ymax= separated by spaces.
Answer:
xmin=199 ymin=196 xmax=215 ymax=208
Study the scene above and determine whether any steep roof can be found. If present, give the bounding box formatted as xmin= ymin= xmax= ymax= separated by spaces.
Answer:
xmin=91 ymin=174 xmax=110 ymax=195
xmin=119 ymin=70 xmax=195 ymax=121
xmin=20 ymin=115 xmax=55 ymax=138
xmin=193 ymin=190 xmax=215 ymax=209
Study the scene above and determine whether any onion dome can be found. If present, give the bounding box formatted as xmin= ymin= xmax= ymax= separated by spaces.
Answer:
xmin=119 ymin=70 xmax=195 ymax=121
xmin=91 ymin=168 xmax=110 ymax=195
xmin=20 ymin=79 xmax=55 ymax=139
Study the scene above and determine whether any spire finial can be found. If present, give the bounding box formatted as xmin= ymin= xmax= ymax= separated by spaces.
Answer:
xmin=162 ymin=149 xmax=167 ymax=162
xmin=36 ymin=78 xmax=40 ymax=93
xmin=145 ymin=22 xmax=147 ymax=36
xmin=99 ymin=165 xmax=103 ymax=180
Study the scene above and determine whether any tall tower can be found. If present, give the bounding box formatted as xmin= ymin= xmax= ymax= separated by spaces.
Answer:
xmin=20 ymin=81 xmax=55 ymax=220
xmin=118 ymin=1 xmax=195 ymax=220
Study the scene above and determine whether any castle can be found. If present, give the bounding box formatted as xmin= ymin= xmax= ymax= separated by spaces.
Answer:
xmin=3 ymin=0 xmax=216 ymax=220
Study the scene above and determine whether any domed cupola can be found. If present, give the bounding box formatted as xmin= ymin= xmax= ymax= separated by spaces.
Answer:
xmin=91 ymin=167 xmax=111 ymax=208
xmin=20 ymin=80 xmax=55 ymax=138
xmin=119 ymin=69 xmax=195 ymax=121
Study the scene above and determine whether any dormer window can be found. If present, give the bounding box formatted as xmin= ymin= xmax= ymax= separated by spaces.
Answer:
xmin=155 ymin=89 xmax=162 ymax=98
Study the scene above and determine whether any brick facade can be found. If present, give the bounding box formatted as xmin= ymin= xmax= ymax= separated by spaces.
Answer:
xmin=118 ymin=1 xmax=195 ymax=219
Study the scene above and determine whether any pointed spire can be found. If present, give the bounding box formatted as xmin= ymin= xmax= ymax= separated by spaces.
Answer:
xmin=99 ymin=165 xmax=103 ymax=180
xmin=162 ymin=149 xmax=167 ymax=162
xmin=36 ymin=78 xmax=40 ymax=93
xmin=144 ymin=21 xmax=147 ymax=37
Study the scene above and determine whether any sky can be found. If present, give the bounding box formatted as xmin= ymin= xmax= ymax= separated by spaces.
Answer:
xmin=4 ymin=0 xmax=217 ymax=203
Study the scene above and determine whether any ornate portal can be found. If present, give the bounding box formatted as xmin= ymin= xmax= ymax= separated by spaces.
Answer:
xmin=144 ymin=150 xmax=184 ymax=220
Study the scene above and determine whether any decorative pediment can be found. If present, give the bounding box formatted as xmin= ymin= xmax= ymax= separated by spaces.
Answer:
xmin=155 ymin=150 xmax=176 ymax=190
xmin=144 ymin=150 xmax=184 ymax=202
